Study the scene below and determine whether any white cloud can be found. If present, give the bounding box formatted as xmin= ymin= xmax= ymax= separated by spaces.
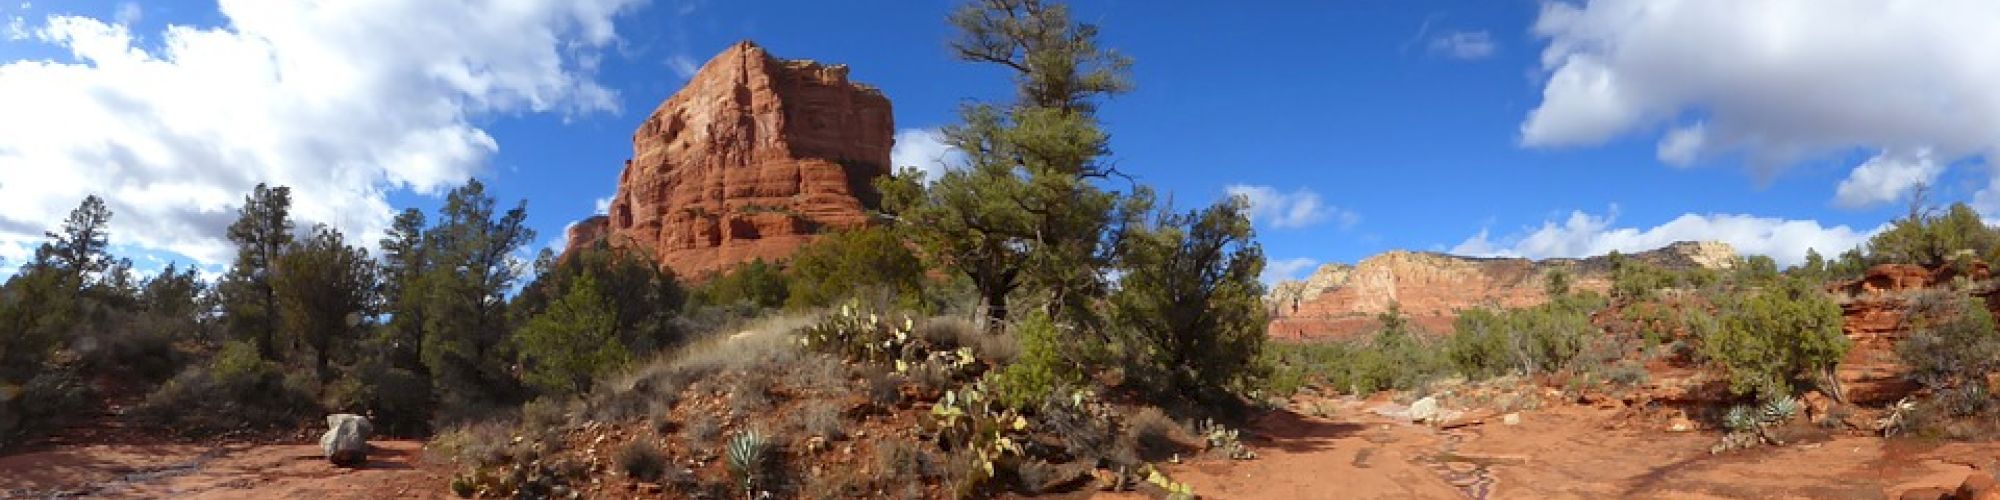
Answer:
xmin=1450 ymin=207 xmax=1878 ymax=267
xmin=1429 ymin=30 xmax=1495 ymax=60
xmin=593 ymin=195 xmax=614 ymax=215
xmin=1522 ymin=0 xmax=2000 ymax=207
xmin=667 ymin=53 xmax=699 ymax=80
xmin=1261 ymin=257 xmax=1319 ymax=286
xmin=890 ymin=128 xmax=963 ymax=183
xmin=1834 ymin=149 xmax=1943 ymax=208
xmin=1224 ymin=185 xmax=1358 ymax=230
xmin=0 ymin=0 xmax=639 ymax=271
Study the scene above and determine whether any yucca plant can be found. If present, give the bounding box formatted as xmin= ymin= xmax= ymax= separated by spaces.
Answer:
xmin=726 ymin=430 xmax=769 ymax=497
xmin=1723 ymin=404 xmax=1759 ymax=433
xmin=1761 ymin=396 xmax=1800 ymax=423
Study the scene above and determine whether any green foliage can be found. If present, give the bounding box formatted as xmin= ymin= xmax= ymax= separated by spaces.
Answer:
xmin=1109 ymin=197 xmax=1268 ymax=399
xmin=219 ymin=183 xmax=295 ymax=360
xmin=1867 ymin=201 xmax=2000 ymax=267
xmin=885 ymin=0 xmax=1142 ymax=333
xmin=690 ymin=259 xmax=790 ymax=310
xmin=513 ymin=273 xmax=630 ymax=396
xmin=418 ymin=179 xmax=536 ymax=416
xmin=273 ymin=225 xmax=377 ymax=381
xmin=1897 ymin=291 xmax=2000 ymax=394
xmin=785 ymin=226 xmax=926 ymax=310
xmin=1445 ymin=293 xmax=1607 ymax=379
xmin=1701 ymin=276 xmax=1848 ymax=400
xmin=990 ymin=310 xmax=1074 ymax=409
xmin=34 ymin=194 xmax=115 ymax=287
xmin=516 ymin=243 xmax=686 ymax=356
xmin=137 ymin=340 xmax=316 ymax=435
xmin=1544 ymin=268 xmax=1571 ymax=297
xmin=725 ymin=429 xmax=772 ymax=495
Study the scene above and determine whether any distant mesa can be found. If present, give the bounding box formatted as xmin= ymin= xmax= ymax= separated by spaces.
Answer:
xmin=563 ymin=40 xmax=894 ymax=279
xmin=1265 ymin=241 xmax=1740 ymax=340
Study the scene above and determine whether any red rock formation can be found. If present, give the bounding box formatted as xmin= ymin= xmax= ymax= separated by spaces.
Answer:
xmin=1267 ymin=242 xmax=1740 ymax=341
xmin=570 ymin=41 xmax=893 ymax=278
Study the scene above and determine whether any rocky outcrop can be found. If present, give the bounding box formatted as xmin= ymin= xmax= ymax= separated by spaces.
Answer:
xmin=1831 ymin=263 xmax=2000 ymax=404
xmin=570 ymin=41 xmax=893 ymax=279
xmin=1267 ymin=241 xmax=1739 ymax=340
xmin=321 ymin=414 xmax=372 ymax=467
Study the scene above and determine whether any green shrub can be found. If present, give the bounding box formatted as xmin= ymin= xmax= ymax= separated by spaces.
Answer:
xmin=690 ymin=259 xmax=791 ymax=310
xmin=1109 ymin=197 xmax=1268 ymax=400
xmin=1701 ymin=277 xmax=1847 ymax=400
xmin=137 ymin=341 xmax=317 ymax=435
xmin=991 ymin=310 xmax=1073 ymax=410
xmin=513 ymin=273 xmax=631 ymax=396
xmin=1897 ymin=291 xmax=2000 ymax=397
xmin=785 ymin=226 xmax=926 ymax=311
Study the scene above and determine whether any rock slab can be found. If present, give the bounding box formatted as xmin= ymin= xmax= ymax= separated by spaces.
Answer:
xmin=321 ymin=413 xmax=372 ymax=467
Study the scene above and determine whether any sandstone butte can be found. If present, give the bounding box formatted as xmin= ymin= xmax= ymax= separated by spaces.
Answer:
xmin=564 ymin=40 xmax=893 ymax=280
xmin=1265 ymin=241 xmax=1741 ymax=341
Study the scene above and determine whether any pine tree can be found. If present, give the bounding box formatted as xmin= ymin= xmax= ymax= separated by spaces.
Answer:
xmin=273 ymin=225 xmax=377 ymax=381
xmin=220 ymin=183 xmax=295 ymax=359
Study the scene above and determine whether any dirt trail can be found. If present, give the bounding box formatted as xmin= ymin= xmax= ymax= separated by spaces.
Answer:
xmin=0 ymin=440 xmax=448 ymax=499
xmin=1144 ymin=397 xmax=2000 ymax=499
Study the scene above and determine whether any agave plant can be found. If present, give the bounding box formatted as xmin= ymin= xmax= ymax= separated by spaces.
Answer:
xmin=1723 ymin=404 xmax=1759 ymax=433
xmin=726 ymin=430 xmax=769 ymax=496
xmin=1761 ymin=396 xmax=1800 ymax=423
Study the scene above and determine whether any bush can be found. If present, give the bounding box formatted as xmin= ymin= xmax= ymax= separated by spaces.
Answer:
xmin=690 ymin=259 xmax=791 ymax=310
xmin=991 ymin=311 xmax=1074 ymax=410
xmin=617 ymin=441 xmax=667 ymax=482
xmin=1109 ymin=197 xmax=1269 ymax=400
xmin=784 ymin=226 xmax=926 ymax=311
xmin=513 ymin=273 xmax=632 ymax=396
xmin=1898 ymin=291 xmax=2000 ymax=397
xmin=0 ymin=368 xmax=95 ymax=449
xmin=322 ymin=356 xmax=433 ymax=436
xmin=136 ymin=341 xmax=317 ymax=435
xmin=1701 ymin=277 xmax=1848 ymax=400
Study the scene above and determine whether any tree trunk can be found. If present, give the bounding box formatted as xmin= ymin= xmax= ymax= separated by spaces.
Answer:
xmin=978 ymin=289 xmax=1009 ymax=334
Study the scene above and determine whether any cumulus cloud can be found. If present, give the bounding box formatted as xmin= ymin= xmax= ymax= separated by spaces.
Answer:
xmin=1450 ymin=207 xmax=1879 ymax=267
xmin=1224 ymin=185 xmax=1358 ymax=230
xmin=890 ymin=128 xmax=964 ymax=182
xmin=1521 ymin=0 xmax=2000 ymax=207
xmin=0 ymin=0 xmax=639 ymax=271
xmin=1834 ymin=149 xmax=1944 ymax=208
xmin=1261 ymin=257 xmax=1319 ymax=286
xmin=1429 ymin=30 xmax=1495 ymax=60
xmin=593 ymin=195 xmax=614 ymax=215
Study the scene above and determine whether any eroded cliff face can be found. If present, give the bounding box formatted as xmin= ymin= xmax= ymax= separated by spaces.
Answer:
xmin=1266 ymin=241 xmax=1740 ymax=340
xmin=567 ymin=41 xmax=893 ymax=279
xmin=1832 ymin=263 xmax=1996 ymax=404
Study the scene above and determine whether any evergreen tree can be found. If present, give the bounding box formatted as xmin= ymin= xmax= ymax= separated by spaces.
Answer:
xmin=884 ymin=0 xmax=1144 ymax=332
xmin=513 ymin=273 xmax=628 ymax=396
xmin=1108 ymin=197 xmax=1267 ymax=397
xmin=34 ymin=195 xmax=114 ymax=289
xmin=418 ymin=179 xmax=534 ymax=410
xmin=785 ymin=226 xmax=925 ymax=310
xmin=219 ymin=183 xmax=295 ymax=359
xmin=377 ymin=208 xmax=429 ymax=370
xmin=272 ymin=225 xmax=377 ymax=381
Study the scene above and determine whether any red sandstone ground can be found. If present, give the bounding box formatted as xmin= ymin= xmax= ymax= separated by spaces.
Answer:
xmin=6 ymin=391 xmax=1998 ymax=499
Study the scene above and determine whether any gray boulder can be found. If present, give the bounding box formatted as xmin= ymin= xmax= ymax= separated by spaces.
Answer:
xmin=321 ymin=413 xmax=373 ymax=467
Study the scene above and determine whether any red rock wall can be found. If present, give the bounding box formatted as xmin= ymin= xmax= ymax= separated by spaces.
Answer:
xmin=582 ymin=41 xmax=892 ymax=279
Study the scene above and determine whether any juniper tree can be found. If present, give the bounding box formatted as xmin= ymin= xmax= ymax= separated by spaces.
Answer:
xmin=272 ymin=225 xmax=377 ymax=381
xmin=883 ymin=0 xmax=1144 ymax=332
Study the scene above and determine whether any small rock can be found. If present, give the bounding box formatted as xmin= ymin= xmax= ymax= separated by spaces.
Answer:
xmin=1502 ymin=413 xmax=1521 ymax=426
xmin=1408 ymin=396 xmax=1440 ymax=423
xmin=1667 ymin=415 xmax=1695 ymax=433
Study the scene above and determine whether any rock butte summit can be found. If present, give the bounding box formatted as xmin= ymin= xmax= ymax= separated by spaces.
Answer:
xmin=564 ymin=41 xmax=893 ymax=279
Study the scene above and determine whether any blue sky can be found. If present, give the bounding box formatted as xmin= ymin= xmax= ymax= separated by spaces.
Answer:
xmin=4 ymin=1 xmax=1997 ymax=284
